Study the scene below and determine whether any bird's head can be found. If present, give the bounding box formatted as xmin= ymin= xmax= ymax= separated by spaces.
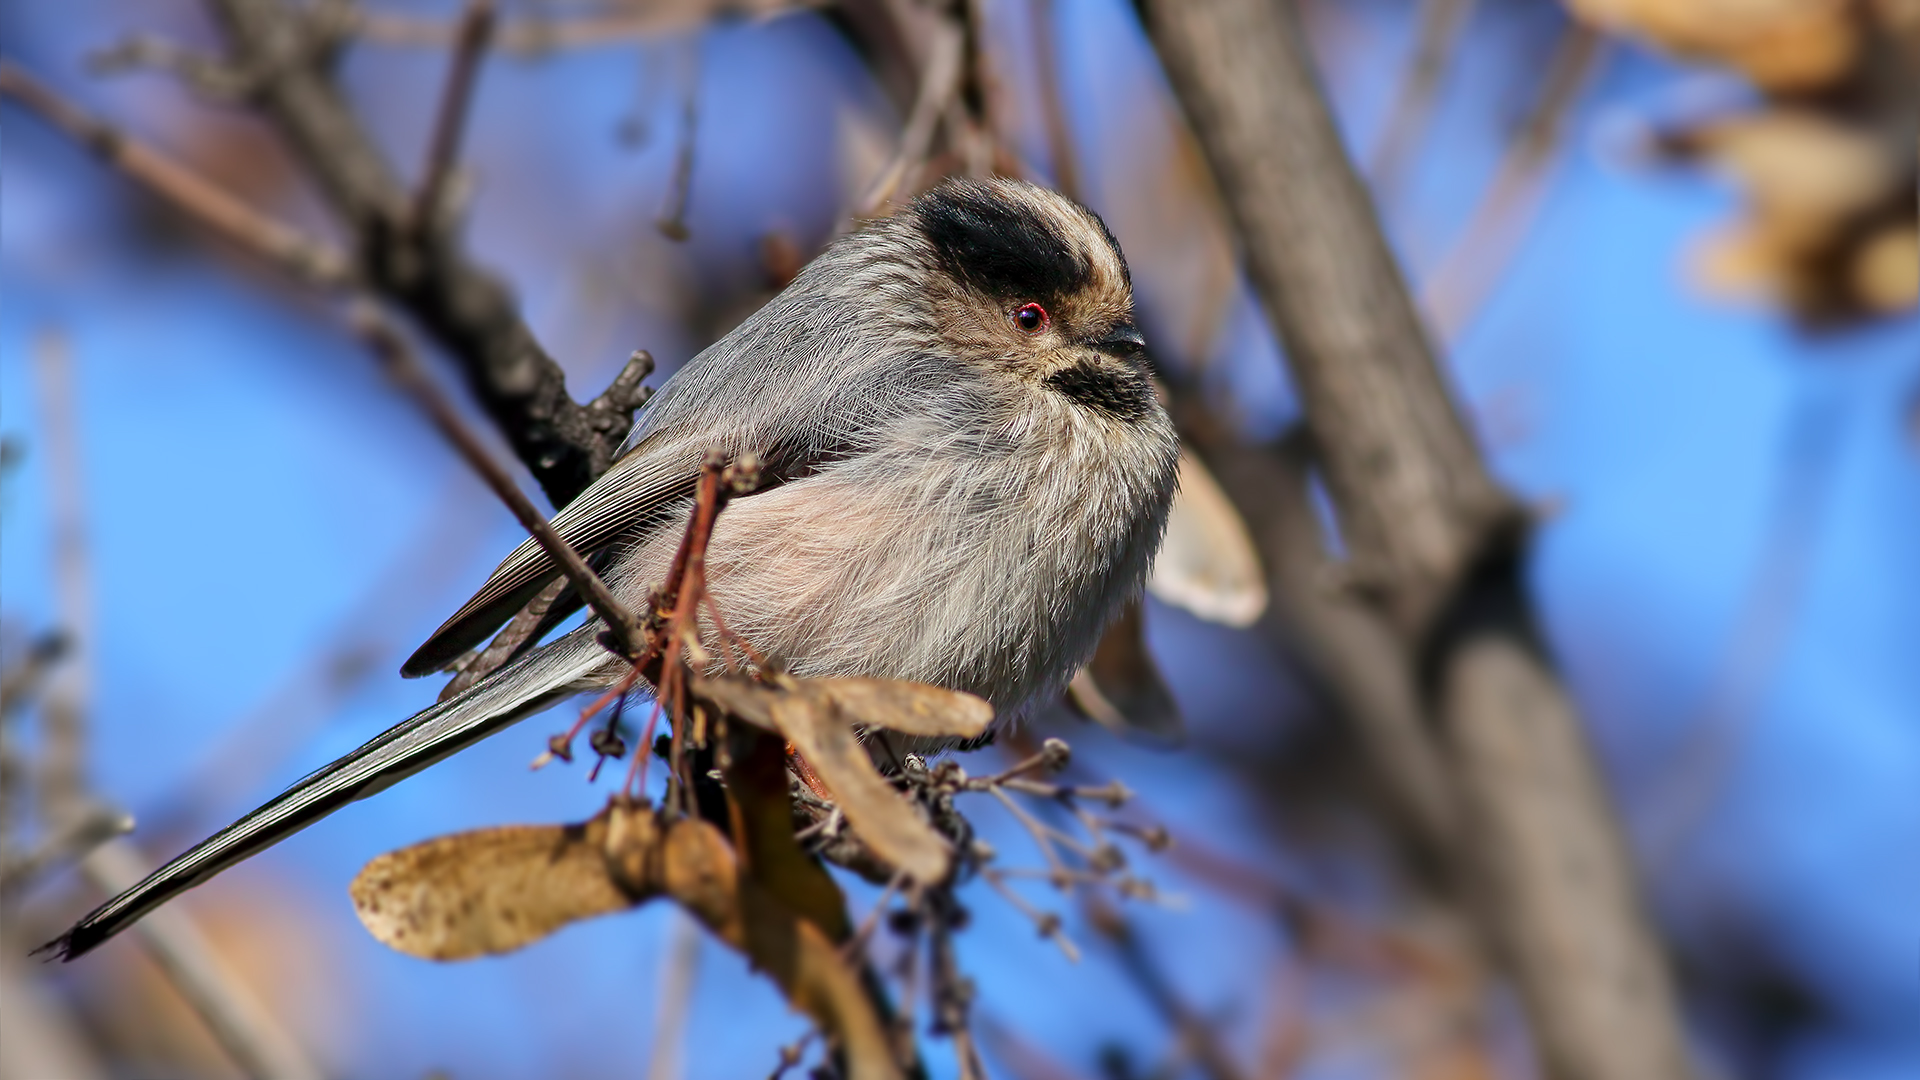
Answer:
xmin=905 ymin=177 xmax=1157 ymax=422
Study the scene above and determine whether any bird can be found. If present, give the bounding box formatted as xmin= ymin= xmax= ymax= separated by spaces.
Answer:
xmin=43 ymin=176 xmax=1181 ymax=961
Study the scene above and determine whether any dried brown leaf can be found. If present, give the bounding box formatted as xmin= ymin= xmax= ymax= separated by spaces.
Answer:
xmin=811 ymin=677 xmax=994 ymax=740
xmin=689 ymin=673 xmax=781 ymax=730
xmin=693 ymin=673 xmax=991 ymax=740
xmin=1565 ymin=0 xmax=1861 ymax=90
xmin=349 ymin=814 xmax=641 ymax=960
xmin=1851 ymin=224 xmax=1920 ymax=313
xmin=354 ymin=801 xmax=893 ymax=1076
xmin=646 ymin=817 xmax=901 ymax=1080
xmin=726 ymin=732 xmax=854 ymax=941
xmin=771 ymin=694 xmax=952 ymax=884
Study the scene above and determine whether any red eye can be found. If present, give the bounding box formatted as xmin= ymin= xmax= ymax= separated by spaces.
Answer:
xmin=1012 ymin=302 xmax=1048 ymax=332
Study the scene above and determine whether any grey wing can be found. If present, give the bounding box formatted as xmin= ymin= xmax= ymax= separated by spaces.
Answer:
xmin=401 ymin=434 xmax=703 ymax=677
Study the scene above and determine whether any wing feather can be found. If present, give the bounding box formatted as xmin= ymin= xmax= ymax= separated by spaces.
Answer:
xmin=401 ymin=439 xmax=700 ymax=677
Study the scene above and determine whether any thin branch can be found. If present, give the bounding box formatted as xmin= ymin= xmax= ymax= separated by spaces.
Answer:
xmin=33 ymin=330 xmax=89 ymax=825
xmin=354 ymin=3 xmax=827 ymax=55
xmin=88 ymin=35 xmax=257 ymax=100
xmin=1085 ymin=900 xmax=1250 ymax=1080
xmin=0 ymin=804 xmax=133 ymax=904
xmin=840 ymin=871 xmax=908 ymax=965
xmin=655 ymin=39 xmax=700 ymax=241
xmin=0 ymin=632 xmax=67 ymax=721
xmin=203 ymin=0 xmax=643 ymax=507
xmin=409 ymin=0 xmax=496 ymax=235
xmin=81 ymin=839 xmax=325 ymax=1080
xmin=352 ymin=305 xmax=645 ymax=657
xmin=23 ymin=314 xmax=321 ymax=1080
xmin=1367 ymin=0 xmax=1477 ymax=198
xmin=859 ymin=17 xmax=965 ymax=214
xmin=1026 ymin=0 xmax=1080 ymax=201
xmin=0 ymin=64 xmax=350 ymax=287
xmin=644 ymin=910 xmax=703 ymax=1080
xmin=1421 ymin=23 xmax=1605 ymax=342
xmin=979 ymin=870 xmax=1078 ymax=962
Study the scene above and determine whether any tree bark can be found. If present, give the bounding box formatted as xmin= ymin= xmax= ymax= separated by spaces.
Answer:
xmin=206 ymin=0 xmax=645 ymax=508
xmin=1137 ymin=4 xmax=1694 ymax=1079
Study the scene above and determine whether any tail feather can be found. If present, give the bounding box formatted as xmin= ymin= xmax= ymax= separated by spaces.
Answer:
xmin=40 ymin=627 xmax=610 ymax=962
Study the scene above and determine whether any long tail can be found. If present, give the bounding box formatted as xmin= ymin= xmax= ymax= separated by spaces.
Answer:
xmin=41 ymin=626 xmax=611 ymax=961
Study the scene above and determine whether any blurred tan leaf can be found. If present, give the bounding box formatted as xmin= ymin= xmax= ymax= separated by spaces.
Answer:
xmin=1851 ymin=224 xmax=1920 ymax=312
xmin=1690 ymin=112 xmax=1896 ymax=235
xmin=1149 ymin=447 xmax=1268 ymax=627
xmin=350 ymin=815 xmax=639 ymax=960
xmin=1671 ymin=111 xmax=1913 ymax=318
xmin=1573 ymin=0 xmax=1915 ymax=321
xmin=1564 ymin=0 xmax=1860 ymax=90
xmin=1068 ymin=598 xmax=1184 ymax=746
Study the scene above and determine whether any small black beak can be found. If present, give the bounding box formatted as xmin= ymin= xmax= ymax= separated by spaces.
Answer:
xmin=1093 ymin=323 xmax=1149 ymax=363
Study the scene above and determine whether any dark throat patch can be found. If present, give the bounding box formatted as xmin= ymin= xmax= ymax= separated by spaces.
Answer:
xmin=1045 ymin=361 xmax=1155 ymax=421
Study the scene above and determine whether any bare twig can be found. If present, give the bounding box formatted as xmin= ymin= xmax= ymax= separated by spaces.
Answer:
xmin=0 ymin=633 xmax=67 ymax=721
xmin=1085 ymin=900 xmax=1251 ymax=1080
xmin=1421 ymin=22 xmax=1605 ymax=341
xmin=655 ymin=40 xmax=700 ymax=241
xmin=859 ymin=17 xmax=965 ymax=215
xmin=23 ymin=318 xmax=322 ymax=1080
xmin=203 ymin=0 xmax=643 ymax=507
xmin=841 ymin=870 xmax=909 ymax=965
xmin=0 ymin=64 xmax=350 ymax=287
xmin=33 ymin=331 xmax=90 ymax=825
xmin=352 ymin=305 xmax=645 ymax=657
xmin=1026 ymin=0 xmax=1080 ymax=201
xmin=81 ymin=839 xmax=325 ymax=1080
xmin=644 ymin=911 xmax=703 ymax=1080
xmin=88 ymin=35 xmax=257 ymax=99
xmin=979 ymin=870 xmax=1078 ymax=962
xmin=410 ymin=0 xmax=496 ymax=235
xmin=1367 ymin=0 xmax=1478 ymax=198
xmin=0 ymin=804 xmax=133 ymax=904
xmin=1645 ymin=395 xmax=1839 ymax=865
xmin=355 ymin=3 xmax=826 ymax=55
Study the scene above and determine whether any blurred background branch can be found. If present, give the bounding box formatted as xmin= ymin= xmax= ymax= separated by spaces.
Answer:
xmin=1137 ymin=3 xmax=1691 ymax=1079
